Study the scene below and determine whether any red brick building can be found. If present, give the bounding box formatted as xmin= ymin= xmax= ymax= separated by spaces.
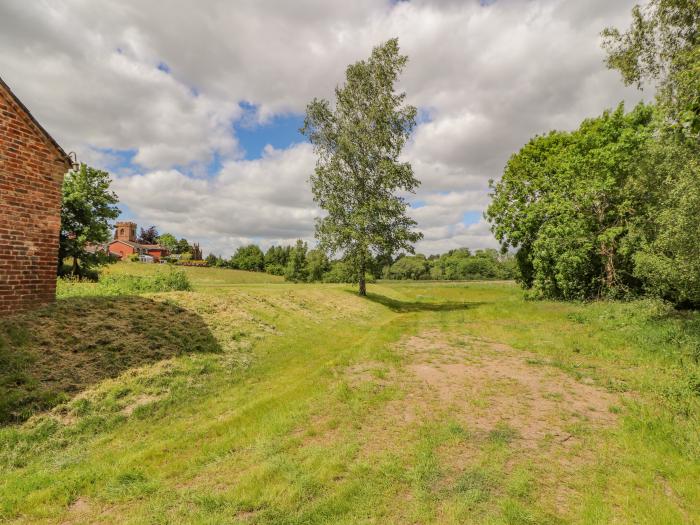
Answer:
xmin=108 ymin=222 xmax=169 ymax=262
xmin=0 ymin=76 xmax=72 ymax=316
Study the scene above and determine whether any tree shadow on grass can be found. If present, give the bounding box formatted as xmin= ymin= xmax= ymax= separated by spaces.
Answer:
xmin=0 ymin=296 xmax=221 ymax=425
xmin=361 ymin=292 xmax=486 ymax=313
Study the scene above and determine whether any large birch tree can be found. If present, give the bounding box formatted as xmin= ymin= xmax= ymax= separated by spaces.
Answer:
xmin=301 ymin=38 xmax=422 ymax=296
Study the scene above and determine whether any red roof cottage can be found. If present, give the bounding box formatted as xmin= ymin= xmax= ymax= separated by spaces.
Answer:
xmin=0 ymin=76 xmax=72 ymax=315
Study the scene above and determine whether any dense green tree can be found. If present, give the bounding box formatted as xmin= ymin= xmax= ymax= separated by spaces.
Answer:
xmin=301 ymin=38 xmax=422 ymax=296
xmin=176 ymin=238 xmax=191 ymax=255
xmin=631 ymin=140 xmax=700 ymax=305
xmin=264 ymin=245 xmax=292 ymax=275
xmin=385 ymin=255 xmax=430 ymax=280
xmin=602 ymin=1 xmax=700 ymax=307
xmin=157 ymin=233 xmax=178 ymax=252
xmin=602 ymin=0 xmax=700 ymax=139
xmin=368 ymin=252 xmax=394 ymax=279
xmin=487 ymin=103 xmax=655 ymax=299
xmin=59 ymin=163 xmax=120 ymax=277
xmin=306 ymin=249 xmax=331 ymax=282
xmin=430 ymin=248 xmax=507 ymax=281
xmin=322 ymin=261 xmax=354 ymax=283
xmin=231 ymin=245 xmax=265 ymax=272
xmin=285 ymin=240 xmax=308 ymax=282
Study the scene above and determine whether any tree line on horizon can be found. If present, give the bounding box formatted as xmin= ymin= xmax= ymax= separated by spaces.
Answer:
xmin=204 ymin=242 xmax=516 ymax=283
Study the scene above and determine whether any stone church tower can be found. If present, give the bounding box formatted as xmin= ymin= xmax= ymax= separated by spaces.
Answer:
xmin=114 ymin=221 xmax=137 ymax=242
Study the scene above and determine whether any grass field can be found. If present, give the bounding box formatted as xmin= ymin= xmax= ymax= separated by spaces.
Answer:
xmin=1 ymin=263 xmax=699 ymax=524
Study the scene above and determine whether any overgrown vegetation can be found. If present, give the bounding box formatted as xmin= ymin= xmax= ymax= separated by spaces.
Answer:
xmin=57 ymin=268 xmax=191 ymax=297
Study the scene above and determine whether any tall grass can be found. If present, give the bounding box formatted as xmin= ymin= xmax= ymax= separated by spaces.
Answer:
xmin=56 ymin=268 xmax=191 ymax=297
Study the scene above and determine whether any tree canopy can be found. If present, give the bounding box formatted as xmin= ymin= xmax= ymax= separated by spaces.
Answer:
xmin=602 ymin=0 xmax=700 ymax=139
xmin=301 ymin=38 xmax=422 ymax=295
xmin=157 ymin=233 xmax=178 ymax=252
xmin=230 ymin=244 xmax=265 ymax=272
xmin=487 ymin=103 xmax=656 ymax=300
xmin=59 ymin=164 xmax=120 ymax=278
xmin=137 ymin=225 xmax=159 ymax=244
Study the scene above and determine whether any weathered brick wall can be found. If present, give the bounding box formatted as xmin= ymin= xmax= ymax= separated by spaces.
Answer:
xmin=0 ymin=85 xmax=69 ymax=315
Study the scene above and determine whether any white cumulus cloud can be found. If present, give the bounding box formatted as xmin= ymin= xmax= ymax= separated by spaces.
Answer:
xmin=0 ymin=0 xmax=647 ymax=256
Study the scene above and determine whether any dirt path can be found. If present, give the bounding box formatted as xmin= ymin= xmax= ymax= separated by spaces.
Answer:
xmin=343 ymin=329 xmax=622 ymax=516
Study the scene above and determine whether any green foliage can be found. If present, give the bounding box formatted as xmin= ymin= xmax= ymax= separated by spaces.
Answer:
xmin=487 ymin=103 xmax=656 ymax=300
xmin=157 ymin=233 xmax=178 ymax=252
xmin=230 ymin=245 xmax=265 ymax=272
xmin=602 ymin=0 xmax=700 ymax=140
xmin=59 ymin=163 xmax=120 ymax=277
xmin=284 ymin=240 xmax=309 ymax=282
xmin=384 ymin=249 xmax=516 ymax=281
xmin=306 ymin=249 xmax=331 ymax=282
xmin=485 ymin=4 xmax=700 ymax=304
xmin=631 ymin=141 xmax=700 ymax=305
xmin=264 ymin=245 xmax=292 ymax=272
xmin=176 ymin=238 xmax=192 ymax=254
xmin=430 ymin=248 xmax=516 ymax=281
xmin=57 ymin=269 xmax=191 ymax=297
xmin=319 ymin=259 xmax=376 ymax=284
xmin=321 ymin=260 xmax=355 ymax=283
xmin=302 ymin=38 xmax=422 ymax=295
xmin=385 ymin=254 xmax=430 ymax=280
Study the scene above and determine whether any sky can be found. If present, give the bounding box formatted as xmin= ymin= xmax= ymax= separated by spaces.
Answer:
xmin=0 ymin=0 xmax=647 ymax=257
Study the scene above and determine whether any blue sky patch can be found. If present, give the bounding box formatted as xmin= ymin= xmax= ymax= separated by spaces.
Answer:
xmin=234 ymin=104 xmax=306 ymax=160
xmin=462 ymin=211 xmax=482 ymax=225
xmin=93 ymin=147 xmax=138 ymax=173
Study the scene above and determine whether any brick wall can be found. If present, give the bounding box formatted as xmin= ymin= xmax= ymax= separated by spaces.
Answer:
xmin=0 ymin=82 xmax=70 ymax=315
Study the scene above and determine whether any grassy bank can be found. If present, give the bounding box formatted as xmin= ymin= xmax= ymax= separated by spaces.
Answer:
xmin=0 ymin=269 xmax=698 ymax=523
xmin=102 ymin=261 xmax=284 ymax=289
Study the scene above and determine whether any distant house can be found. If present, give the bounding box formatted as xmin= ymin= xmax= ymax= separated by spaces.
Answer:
xmin=0 ymin=76 xmax=73 ymax=315
xmin=108 ymin=222 xmax=169 ymax=262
